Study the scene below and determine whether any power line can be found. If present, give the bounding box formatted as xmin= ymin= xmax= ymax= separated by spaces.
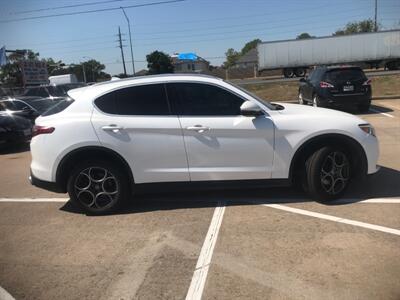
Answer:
xmin=12 ymin=0 xmax=127 ymax=15
xmin=0 ymin=0 xmax=185 ymax=23
xmin=132 ymin=13 xmax=369 ymax=42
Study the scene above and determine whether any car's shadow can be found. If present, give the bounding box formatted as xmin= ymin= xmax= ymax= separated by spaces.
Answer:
xmin=60 ymin=166 xmax=400 ymax=216
xmin=0 ymin=142 xmax=30 ymax=155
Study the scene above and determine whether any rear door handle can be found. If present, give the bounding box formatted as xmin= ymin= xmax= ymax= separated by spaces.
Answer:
xmin=186 ymin=125 xmax=210 ymax=133
xmin=102 ymin=124 xmax=123 ymax=132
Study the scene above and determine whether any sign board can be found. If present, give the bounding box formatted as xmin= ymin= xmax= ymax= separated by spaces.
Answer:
xmin=19 ymin=60 xmax=48 ymax=86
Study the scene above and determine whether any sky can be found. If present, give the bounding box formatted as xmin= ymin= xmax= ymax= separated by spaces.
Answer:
xmin=0 ymin=0 xmax=399 ymax=76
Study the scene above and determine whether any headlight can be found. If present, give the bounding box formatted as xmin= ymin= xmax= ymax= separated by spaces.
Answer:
xmin=359 ymin=123 xmax=376 ymax=137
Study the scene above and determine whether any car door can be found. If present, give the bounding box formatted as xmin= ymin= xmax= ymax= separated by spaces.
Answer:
xmin=166 ymin=82 xmax=275 ymax=181
xmin=91 ymin=83 xmax=189 ymax=184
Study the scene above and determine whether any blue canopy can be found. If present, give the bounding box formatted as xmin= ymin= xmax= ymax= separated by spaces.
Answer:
xmin=178 ymin=52 xmax=198 ymax=61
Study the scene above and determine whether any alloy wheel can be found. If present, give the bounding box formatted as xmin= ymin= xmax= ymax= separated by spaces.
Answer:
xmin=320 ymin=151 xmax=350 ymax=195
xmin=74 ymin=167 xmax=119 ymax=210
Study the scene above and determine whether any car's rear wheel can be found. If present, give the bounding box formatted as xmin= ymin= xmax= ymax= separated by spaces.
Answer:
xmin=67 ymin=160 xmax=129 ymax=214
xmin=306 ymin=147 xmax=351 ymax=201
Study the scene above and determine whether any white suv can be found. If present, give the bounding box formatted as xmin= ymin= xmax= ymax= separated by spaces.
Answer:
xmin=30 ymin=74 xmax=379 ymax=214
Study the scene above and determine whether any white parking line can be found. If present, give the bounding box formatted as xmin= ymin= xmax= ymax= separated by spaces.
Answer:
xmin=337 ymin=198 xmax=400 ymax=204
xmin=0 ymin=198 xmax=68 ymax=202
xmin=369 ymin=108 xmax=395 ymax=118
xmin=186 ymin=201 xmax=226 ymax=300
xmin=262 ymin=203 xmax=400 ymax=236
xmin=0 ymin=286 xmax=15 ymax=300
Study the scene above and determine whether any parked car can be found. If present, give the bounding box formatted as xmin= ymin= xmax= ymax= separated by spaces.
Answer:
xmin=30 ymin=74 xmax=379 ymax=214
xmin=298 ymin=66 xmax=372 ymax=112
xmin=0 ymin=98 xmax=61 ymax=122
xmin=23 ymin=83 xmax=86 ymax=100
xmin=0 ymin=112 xmax=32 ymax=146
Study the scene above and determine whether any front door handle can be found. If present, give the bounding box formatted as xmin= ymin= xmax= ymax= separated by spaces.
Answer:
xmin=102 ymin=124 xmax=123 ymax=133
xmin=186 ymin=125 xmax=210 ymax=133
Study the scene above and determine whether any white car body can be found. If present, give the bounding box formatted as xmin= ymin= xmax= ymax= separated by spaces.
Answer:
xmin=30 ymin=74 xmax=379 ymax=192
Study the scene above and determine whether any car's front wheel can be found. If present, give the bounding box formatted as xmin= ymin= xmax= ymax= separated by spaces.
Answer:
xmin=306 ymin=147 xmax=351 ymax=201
xmin=312 ymin=95 xmax=319 ymax=107
xmin=67 ymin=160 xmax=129 ymax=214
xmin=298 ymin=91 xmax=305 ymax=105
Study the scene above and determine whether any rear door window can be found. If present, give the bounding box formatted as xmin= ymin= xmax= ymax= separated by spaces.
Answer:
xmin=95 ymin=83 xmax=171 ymax=115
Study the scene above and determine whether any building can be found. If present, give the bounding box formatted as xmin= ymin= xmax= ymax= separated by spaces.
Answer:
xmin=172 ymin=53 xmax=210 ymax=73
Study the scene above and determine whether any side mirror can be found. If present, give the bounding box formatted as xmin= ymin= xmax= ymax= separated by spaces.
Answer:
xmin=240 ymin=101 xmax=264 ymax=117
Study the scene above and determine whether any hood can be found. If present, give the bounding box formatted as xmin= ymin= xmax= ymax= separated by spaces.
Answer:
xmin=274 ymin=103 xmax=366 ymax=123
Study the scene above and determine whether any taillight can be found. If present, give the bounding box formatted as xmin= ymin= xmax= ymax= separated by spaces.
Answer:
xmin=319 ymin=81 xmax=334 ymax=88
xmin=363 ymin=78 xmax=372 ymax=86
xmin=32 ymin=125 xmax=55 ymax=137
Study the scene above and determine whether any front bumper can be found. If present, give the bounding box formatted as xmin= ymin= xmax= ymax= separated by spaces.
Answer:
xmin=29 ymin=169 xmax=65 ymax=193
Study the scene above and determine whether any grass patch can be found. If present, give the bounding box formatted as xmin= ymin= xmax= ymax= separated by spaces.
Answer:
xmin=242 ymin=74 xmax=400 ymax=101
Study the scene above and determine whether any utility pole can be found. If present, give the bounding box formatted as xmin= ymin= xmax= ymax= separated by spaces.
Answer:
xmin=82 ymin=63 xmax=87 ymax=83
xmin=374 ymin=0 xmax=378 ymax=32
xmin=121 ymin=7 xmax=135 ymax=76
xmin=118 ymin=26 xmax=127 ymax=76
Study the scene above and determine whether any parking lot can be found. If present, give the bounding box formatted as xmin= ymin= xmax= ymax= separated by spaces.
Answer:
xmin=0 ymin=99 xmax=399 ymax=300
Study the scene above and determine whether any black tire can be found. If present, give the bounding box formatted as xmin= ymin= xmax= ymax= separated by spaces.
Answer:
xmin=67 ymin=160 xmax=129 ymax=215
xmin=306 ymin=146 xmax=351 ymax=202
xmin=358 ymin=103 xmax=370 ymax=113
xmin=283 ymin=68 xmax=294 ymax=78
xmin=295 ymin=68 xmax=306 ymax=77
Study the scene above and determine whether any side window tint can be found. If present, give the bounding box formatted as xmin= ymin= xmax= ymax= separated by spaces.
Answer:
xmin=167 ymin=83 xmax=244 ymax=116
xmin=95 ymin=84 xmax=170 ymax=115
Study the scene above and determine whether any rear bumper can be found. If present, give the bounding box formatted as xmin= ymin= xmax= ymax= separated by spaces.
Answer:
xmin=319 ymin=91 xmax=371 ymax=107
xmin=0 ymin=130 xmax=31 ymax=144
xmin=29 ymin=169 xmax=65 ymax=193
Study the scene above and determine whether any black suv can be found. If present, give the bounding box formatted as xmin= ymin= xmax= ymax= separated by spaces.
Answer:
xmin=298 ymin=66 xmax=371 ymax=112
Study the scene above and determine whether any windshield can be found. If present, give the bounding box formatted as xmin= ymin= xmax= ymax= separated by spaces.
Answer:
xmin=24 ymin=98 xmax=58 ymax=113
xmin=47 ymin=86 xmax=67 ymax=97
xmin=324 ymin=68 xmax=367 ymax=84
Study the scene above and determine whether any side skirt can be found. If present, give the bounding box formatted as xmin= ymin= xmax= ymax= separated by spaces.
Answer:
xmin=133 ymin=179 xmax=291 ymax=195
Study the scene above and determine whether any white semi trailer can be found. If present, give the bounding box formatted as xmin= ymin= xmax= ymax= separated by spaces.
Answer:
xmin=257 ymin=30 xmax=400 ymax=78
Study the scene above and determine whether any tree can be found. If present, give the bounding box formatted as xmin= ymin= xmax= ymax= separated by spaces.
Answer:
xmin=296 ymin=32 xmax=315 ymax=39
xmin=0 ymin=49 xmax=40 ymax=86
xmin=333 ymin=19 xmax=376 ymax=36
xmin=223 ymin=48 xmax=241 ymax=68
xmin=146 ymin=51 xmax=174 ymax=74
xmin=50 ymin=59 xmax=109 ymax=82
xmin=241 ymin=38 xmax=261 ymax=55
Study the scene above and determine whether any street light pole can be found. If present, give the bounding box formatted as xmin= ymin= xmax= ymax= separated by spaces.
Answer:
xmin=121 ymin=7 xmax=135 ymax=76
xmin=82 ymin=63 xmax=87 ymax=83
